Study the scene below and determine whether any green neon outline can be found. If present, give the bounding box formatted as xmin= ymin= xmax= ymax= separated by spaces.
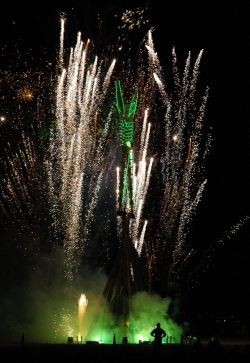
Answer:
xmin=115 ymin=80 xmax=138 ymax=208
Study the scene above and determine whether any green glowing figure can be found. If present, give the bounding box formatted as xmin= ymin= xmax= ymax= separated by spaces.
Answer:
xmin=115 ymin=80 xmax=138 ymax=209
xmin=96 ymin=81 xmax=148 ymax=328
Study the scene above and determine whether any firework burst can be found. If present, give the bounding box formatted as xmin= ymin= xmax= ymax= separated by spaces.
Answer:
xmin=143 ymin=31 xmax=211 ymax=294
xmin=0 ymin=58 xmax=53 ymax=242
xmin=48 ymin=20 xmax=116 ymax=279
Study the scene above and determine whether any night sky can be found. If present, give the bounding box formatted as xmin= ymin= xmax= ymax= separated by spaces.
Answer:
xmin=1 ymin=0 xmax=249 ymax=334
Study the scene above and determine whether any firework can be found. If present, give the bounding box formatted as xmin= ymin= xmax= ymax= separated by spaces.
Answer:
xmin=78 ymin=293 xmax=88 ymax=339
xmin=0 ymin=59 xmax=53 ymax=239
xmin=48 ymin=20 xmax=116 ymax=279
xmin=144 ymin=31 xmax=211 ymax=293
xmin=54 ymin=309 xmax=74 ymax=340
xmin=113 ymin=30 xmax=211 ymax=292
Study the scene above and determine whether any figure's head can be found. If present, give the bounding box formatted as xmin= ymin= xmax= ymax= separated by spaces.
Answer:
xmin=157 ymin=323 xmax=160 ymax=328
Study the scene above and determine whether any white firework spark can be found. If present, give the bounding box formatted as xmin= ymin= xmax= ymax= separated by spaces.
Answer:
xmin=48 ymin=23 xmax=115 ymax=279
xmin=145 ymin=30 xmax=210 ymax=289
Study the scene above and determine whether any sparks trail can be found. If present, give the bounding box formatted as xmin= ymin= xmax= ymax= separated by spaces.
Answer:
xmin=48 ymin=20 xmax=116 ymax=280
xmin=78 ymin=293 xmax=88 ymax=340
xmin=186 ymin=216 xmax=250 ymax=292
xmin=144 ymin=32 xmax=211 ymax=295
xmin=0 ymin=63 xmax=53 ymax=240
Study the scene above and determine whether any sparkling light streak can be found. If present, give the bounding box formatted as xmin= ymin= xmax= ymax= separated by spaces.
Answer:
xmin=78 ymin=293 xmax=88 ymax=338
xmin=0 ymin=60 xmax=53 ymax=238
xmin=144 ymin=31 xmax=211 ymax=291
xmin=48 ymin=22 xmax=115 ymax=279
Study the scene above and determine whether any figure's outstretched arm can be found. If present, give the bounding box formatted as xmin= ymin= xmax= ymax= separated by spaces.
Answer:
xmin=115 ymin=80 xmax=125 ymax=115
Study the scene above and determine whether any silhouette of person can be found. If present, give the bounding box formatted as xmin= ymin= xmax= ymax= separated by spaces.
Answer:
xmin=151 ymin=323 xmax=166 ymax=355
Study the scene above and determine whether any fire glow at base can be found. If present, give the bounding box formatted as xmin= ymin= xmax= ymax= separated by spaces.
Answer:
xmin=77 ymin=294 xmax=88 ymax=340
xmin=61 ymin=292 xmax=183 ymax=344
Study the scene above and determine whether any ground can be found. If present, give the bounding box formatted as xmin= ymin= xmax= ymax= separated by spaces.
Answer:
xmin=1 ymin=340 xmax=250 ymax=363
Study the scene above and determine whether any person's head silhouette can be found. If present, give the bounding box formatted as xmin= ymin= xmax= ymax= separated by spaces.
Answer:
xmin=157 ymin=323 xmax=160 ymax=328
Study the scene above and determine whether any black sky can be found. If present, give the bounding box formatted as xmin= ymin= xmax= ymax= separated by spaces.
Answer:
xmin=1 ymin=0 xmax=249 ymax=324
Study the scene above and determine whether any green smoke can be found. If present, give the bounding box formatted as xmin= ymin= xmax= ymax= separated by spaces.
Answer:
xmin=86 ymin=292 xmax=184 ymax=344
